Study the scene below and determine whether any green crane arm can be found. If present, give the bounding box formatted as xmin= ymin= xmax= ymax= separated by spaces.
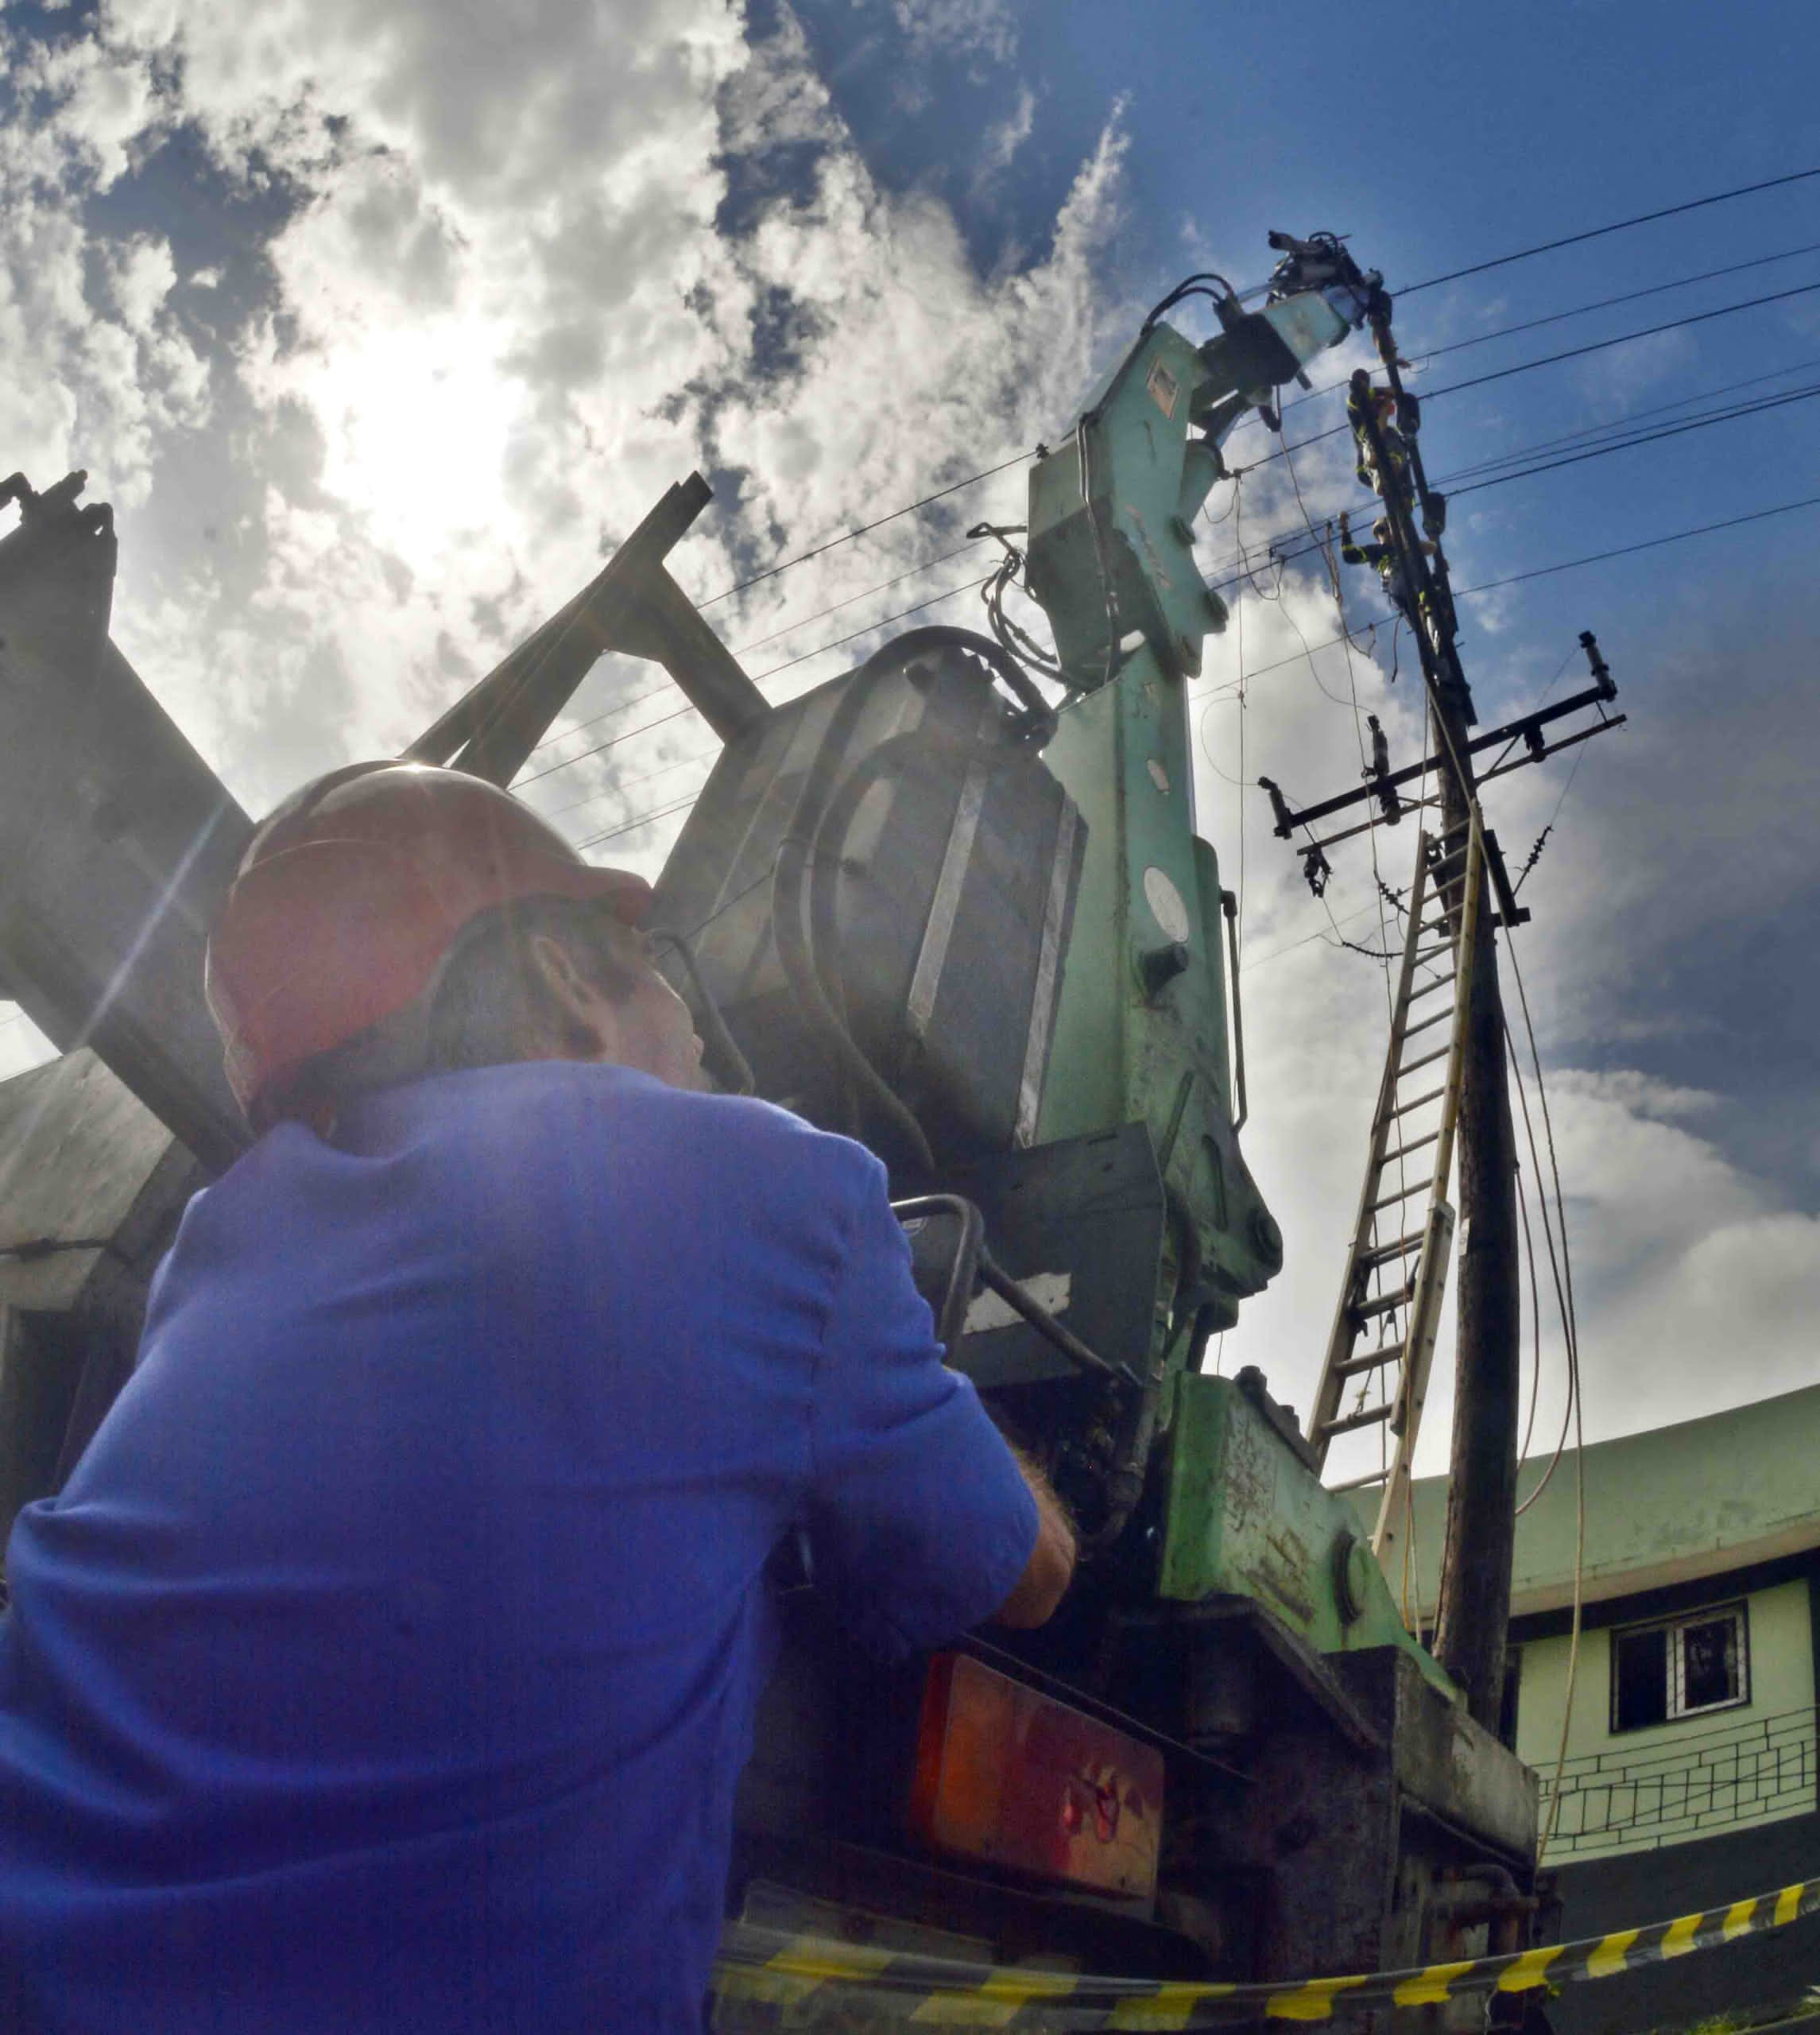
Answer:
xmin=1020 ymin=238 xmax=1380 ymax=1359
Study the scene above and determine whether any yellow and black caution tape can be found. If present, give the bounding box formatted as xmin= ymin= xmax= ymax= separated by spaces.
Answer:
xmin=714 ymin=1875 xmax=1820 ymax=2027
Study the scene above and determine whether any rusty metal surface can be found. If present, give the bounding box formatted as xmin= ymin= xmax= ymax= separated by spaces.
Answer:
xmin=1334 ymin=1649 xmax=1539 ymax=1866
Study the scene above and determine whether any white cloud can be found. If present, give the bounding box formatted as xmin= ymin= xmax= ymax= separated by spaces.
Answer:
xmin=4 ymin=0 xmax=1810 ymax=1484
xmin=1 ymin=0 xmax=1129 ymax=839
xmin=0 ymin=29 xmax=207 ymax=506
xmin=887 ymin=0 xmax=1018 ymax=65
xmin=978 ymin=84 xmax=1036 ymax=180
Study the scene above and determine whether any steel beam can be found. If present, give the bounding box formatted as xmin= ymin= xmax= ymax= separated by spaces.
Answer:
xmin=0 ymin=477 xmax=251 ymax=1171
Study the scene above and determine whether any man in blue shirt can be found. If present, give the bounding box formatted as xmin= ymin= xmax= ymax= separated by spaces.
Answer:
xmin=0 ymin=763 xmax=1074 ymax=2033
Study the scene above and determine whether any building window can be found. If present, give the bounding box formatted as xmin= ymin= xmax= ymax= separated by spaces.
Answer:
xmin=1610 ymin=1603 xmax=1749 ymax=1733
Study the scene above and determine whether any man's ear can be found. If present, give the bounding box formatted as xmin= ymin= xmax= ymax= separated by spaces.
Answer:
xmin=525 ymin=931 xmax=622 ymax=1060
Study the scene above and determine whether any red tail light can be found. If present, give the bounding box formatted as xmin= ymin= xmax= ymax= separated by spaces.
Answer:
xmin=908 ymin=1653 xmax=1164 ymax=1900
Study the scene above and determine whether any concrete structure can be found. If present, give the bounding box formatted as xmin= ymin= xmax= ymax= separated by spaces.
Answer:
xmin=1371 ymin=1390 xmax=1820 ymax=2032
xmin=1380 ymin=1386 xmax=1820 ymax=1863
xmin=0 ymin=1049 xmax=198 ymax=1572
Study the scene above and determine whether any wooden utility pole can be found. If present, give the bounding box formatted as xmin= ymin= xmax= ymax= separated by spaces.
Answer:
xmin=1351 ymin=319 xmax=1522 ymax=1732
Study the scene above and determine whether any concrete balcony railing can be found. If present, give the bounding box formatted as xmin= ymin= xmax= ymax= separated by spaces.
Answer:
xmin=1538 ymin=1706 xmax=1817 ymax=1858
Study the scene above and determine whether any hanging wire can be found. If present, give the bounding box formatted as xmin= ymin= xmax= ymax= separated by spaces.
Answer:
xmin=1251 ymin=237 xmax=1820 ymax=431
xmin=695 ymin=451 xmax=1036 ymax=609
xmin=1503 ymin=931 xmax=1586 ymax=1864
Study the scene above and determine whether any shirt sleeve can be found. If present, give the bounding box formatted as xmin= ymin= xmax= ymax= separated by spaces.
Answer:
xmin=805 ymin=1150 xmax=1040 ymax=1661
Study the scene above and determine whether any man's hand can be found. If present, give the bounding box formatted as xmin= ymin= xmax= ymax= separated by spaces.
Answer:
xmin=991 ymin=1445 xmax=1076 ymax=1629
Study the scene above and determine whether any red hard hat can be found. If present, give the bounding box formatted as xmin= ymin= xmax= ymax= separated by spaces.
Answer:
xmin=206 ymin=762 xmax=652 ymax=1122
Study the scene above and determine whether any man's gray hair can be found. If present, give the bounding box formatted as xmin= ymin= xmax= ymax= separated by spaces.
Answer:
xmin=274 ymin=897 xmax=645 ymax=1126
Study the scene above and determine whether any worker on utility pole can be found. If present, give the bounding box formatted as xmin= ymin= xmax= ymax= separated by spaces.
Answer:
xmin=0 ymin=763 xmax=1076 ymax=2035
xmin=1338 ymin=510 xmax=1448 ymax=641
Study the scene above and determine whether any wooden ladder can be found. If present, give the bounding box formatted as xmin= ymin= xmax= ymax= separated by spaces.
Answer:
xmin=1304 ymin=814 xmax=1485 ymax=1573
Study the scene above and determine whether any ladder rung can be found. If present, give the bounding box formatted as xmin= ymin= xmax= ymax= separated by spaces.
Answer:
xmin=1411 ymin=942 xmax=1454 ymax=967
xmin=1381 ymin=1127 xmax=1440 ymax=1167
xmin=1329 ymin=1467 xmax=1389 ymax=1493
xmin=1389 ymin=1084 xmax=1445 ymax=1120
xmin=1408 ymin=971 xmax=1457 ymax=1003
xmin=1335 ymin=1339 xmax=1406 ymax=1379
xmin=1404 ymin=1005 xmax=1452 ymax=1042
xmin=1361 ymin=1230 xmax=1425 ymax=1267
xmin=1398 ymin=1043 xmax=1450 ymax=1078
xmin=1369 ymin=1178 xmax=1428 ymax=1211
xmin=1323 ymin=1401 xmax=1394 ymax=1438
xmin=1350 ymin=1289 xmax=1408 ymax=1325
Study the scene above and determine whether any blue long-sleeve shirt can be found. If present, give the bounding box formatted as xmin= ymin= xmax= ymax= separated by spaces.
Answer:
xmin=0 ymin=1061 xmax=1037 ymax=2033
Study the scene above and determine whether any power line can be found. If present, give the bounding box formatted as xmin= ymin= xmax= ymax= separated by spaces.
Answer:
xmin=491 ymin=212 xmax=1820 ymax=786
xmin=574 ymin=792 xmax=701 ymax=853
xmin=1439 ymin=353 xmax=1820 ymax=483
xmin=1446 ymin=381 xmax=1820 ymax=502
xmin=527 ymin=178 xmax=1820 ymax=758
xmin=1205 ymin=373 xmax=1820 ymax=595
xmin=1233 ymin=274 xmax=1820 ymax=480
xmin=1416 ymin=276 xmax=1820 ymax=404
xmin=1206 ymin=351 xmax=1820 ymax=587
xmin=1400 ymin=165 xmax=1820 ymax=297
xmin=1412 ymin=238 xmax=1820 ymax=363
xmin=1461 ymin=489 xmax=1820 ymax=596
xmin=1196 ymin=488 xmax=1820 ymax=697
xmin=529 ymin=568 xmax=996 ymax=802
xmin=581 ymin=494 xmax=1820 ymax=859
xmin=695 ymin=452 xmax=1032 ymax=608
xmin=519 ymin=568 xmax=994 ymax=790
xmin=1261 ymin=238 xmax=1820 ymax=427
xmin=525 ymin=537 xmax=987 ymax=764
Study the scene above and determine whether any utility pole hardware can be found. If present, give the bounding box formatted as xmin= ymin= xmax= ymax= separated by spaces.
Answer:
xmin=1276 ymin=299 xmax=1624 ymax=1729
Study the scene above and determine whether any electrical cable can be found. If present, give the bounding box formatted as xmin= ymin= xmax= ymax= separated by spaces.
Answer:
xmin=1229 ymin=274 xmax=1820 ymax=479
xmin=1442 ymin=352 xmax=1820 ymax=484
xmin=696 ymin=452 xmax=1035 ymax=609
xmin=572 ymin=792 xmax=701 ymax=852
xmin=1446 ymin=381 xmax=1820 ymax=503
xmin=522 ymin=569 xmax=995 ymax=794
xmin=732 ymin=539 xmax=984 ymax=657
xmin=564 ymin=467 xmax=1820 ymax=859
xmin=1202 ymin=376 xmax=1820 ymax=598
xmin=1460 ymin=490 xmax=1820 ymax=598
xmin=1196 ymin=491 xmax=1820 ymax=674
xmin=1508 ymin=1033 xmax=1574 ymax=1518
xmin=523 ymin=537 xmax=989 ymax=769
xmin=516 ymin=179 xmax=1820 ymax=779
xmin=1257 ymin=238 xmax=1820 ymax=428
xmin=1500 ymin=930 xmax=1585 ymax=1860
xmin=501 ymin=255 xmax=1820 ymax=824
xmin=1203 ymin=356 xmax=1820 ymax=591
xmin=1516 ymin=1164 xmax=1544 ymax=1470
xmin=565 ymin=480 xmax=1820 ymax=856
xmin=1399 ymin=165 xmax=1820 ymax=297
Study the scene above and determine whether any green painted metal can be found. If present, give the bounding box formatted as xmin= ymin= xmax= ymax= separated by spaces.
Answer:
xmin=1025 ymin=310 xmax=1353 ymax=1351
xmin=1162 ymin=1373 xmax=1458 ymax=1700
xmin=1026 ymin=326 xmax=1226 ymax=684
xmin=1035 ymin=649 xmax=1276 ymax=1340
xmin=1016 ymin=279 xmax=1470 ymax=1687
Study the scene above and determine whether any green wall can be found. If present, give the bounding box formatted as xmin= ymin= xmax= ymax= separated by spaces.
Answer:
xmin=1357 ymin=1382 xmax=1820 ymax=1619
xmin=1516 ymin=1580 xmax=1815 ymax=1862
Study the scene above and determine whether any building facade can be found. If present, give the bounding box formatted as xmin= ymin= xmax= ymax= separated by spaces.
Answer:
xmin=1385 ymin=1387 xmax=1820 ymax=2030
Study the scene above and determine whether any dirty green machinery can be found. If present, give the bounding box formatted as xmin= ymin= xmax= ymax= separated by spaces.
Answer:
xmin=641 ymin=234 xmax=1541 ymax=1991
xmin=0 ymin=233 xmax=1542 ymax=2000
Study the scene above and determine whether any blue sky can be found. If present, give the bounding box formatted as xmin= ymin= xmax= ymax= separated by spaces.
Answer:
xmin=2 ymin=0 xmax=1815 ymax=1463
